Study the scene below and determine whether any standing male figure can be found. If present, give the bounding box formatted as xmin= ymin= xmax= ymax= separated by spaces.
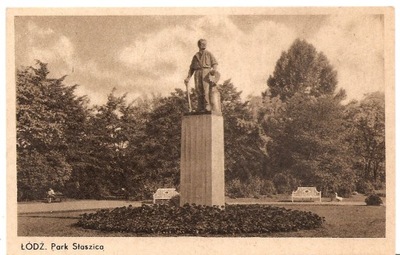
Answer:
xmin=184 ymin=39 xmax=218 ymax=112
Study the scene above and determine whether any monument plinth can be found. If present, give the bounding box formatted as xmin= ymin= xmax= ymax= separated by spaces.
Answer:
xmin=180 ymin=112 xmax=225 ymax=207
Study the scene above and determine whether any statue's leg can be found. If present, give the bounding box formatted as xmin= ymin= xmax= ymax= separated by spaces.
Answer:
xmin=194 ymin=70 xmax=205 ymax=111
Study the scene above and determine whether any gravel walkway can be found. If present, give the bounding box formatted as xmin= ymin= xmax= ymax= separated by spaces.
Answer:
xmin=18 ymin=200 xmax=142 ymax=214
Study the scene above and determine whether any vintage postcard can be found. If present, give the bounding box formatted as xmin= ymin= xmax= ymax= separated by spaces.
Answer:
xmin=6 ymin=7 xmax=395 ymax=255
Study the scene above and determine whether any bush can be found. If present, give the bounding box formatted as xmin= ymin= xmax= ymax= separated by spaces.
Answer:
xmin=272 ymin=173 xmax=298 ymax=194
xmin=169 ymin=194 xmax=180 ymax=207
xmin=365 ymin=194 xmax=383 ymax=206
xmin=77 ymin=204 xmax=325 ymax=236
xmin=247 ymin=177 xmax=263 ymax=198
xmin=372 ymin=180 xmax=385 ymax=190
xmin=356 ymin=180 xmax=374 ymax=195
xmin=337 ymin=186 xmax=352 ymax=198
xmin=260 ymin=180 xmax=277 ymax=196
xmin=375 ymin=192 xmax=386 ymax=198
xmin=226 ymin=179 xmax=247 ymax=198
xmin=226 ymin=178 xmax=277 ymax=198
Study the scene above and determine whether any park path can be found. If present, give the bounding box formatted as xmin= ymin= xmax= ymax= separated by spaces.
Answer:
xmin=18 ymin=200 xmax=142 ymax=214
xmin=18 ymin=199 xmax=367 ymax=214
xmin=226 ymin=201 xmax=366 ymax=206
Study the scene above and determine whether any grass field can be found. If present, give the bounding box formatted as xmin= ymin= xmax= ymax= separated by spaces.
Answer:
xmin=18 ymin=204 xmax=385 ymax=237
xmin=267 ymin=205 xmax=385 ymax=238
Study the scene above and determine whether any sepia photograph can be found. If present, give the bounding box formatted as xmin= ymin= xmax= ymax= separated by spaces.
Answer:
xmin=6 ymin=6 xmax=395 ymax=255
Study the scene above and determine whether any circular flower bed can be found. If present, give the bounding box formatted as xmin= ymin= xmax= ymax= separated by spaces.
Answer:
xmin=76 ymin=204 xmax=324 ymax=236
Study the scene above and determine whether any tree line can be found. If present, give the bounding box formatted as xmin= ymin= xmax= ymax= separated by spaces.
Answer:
xmin=16 ymin=39 xmax=385 ymax=201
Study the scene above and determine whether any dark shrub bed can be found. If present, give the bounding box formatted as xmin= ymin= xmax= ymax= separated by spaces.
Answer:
xmin=365 ymin=194 xmax=383 ymax=206
xmin=76 ymin=204 xmax=324 ymax=236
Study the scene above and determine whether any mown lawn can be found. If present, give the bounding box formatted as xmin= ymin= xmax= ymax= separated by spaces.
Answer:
xmin=267 ymin=205 xmax=385 ymax=238
xmin=18 ymin=204 xmax=385 ymax=237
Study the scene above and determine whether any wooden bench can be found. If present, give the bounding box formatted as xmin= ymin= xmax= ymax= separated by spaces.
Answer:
xmin=291 ymin=187 xmax=321 ymax=202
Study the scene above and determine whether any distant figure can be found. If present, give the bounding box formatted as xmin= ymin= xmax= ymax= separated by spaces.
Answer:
xmin=121 ymin=188 xmax=129 ymax=200
xmin=184 ymin=39 xmax=218 ymax=112
xmin=47 ymin=188 xmax=56 ymax=203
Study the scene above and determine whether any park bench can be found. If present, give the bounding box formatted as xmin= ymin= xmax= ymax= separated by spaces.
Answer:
xmin=46 ymin=192 xmax=65 ymax=203
xmin=153 ymin=188 xmax=179 ymax=204
xmin=291 ymin=187 xmax=321 ymax=202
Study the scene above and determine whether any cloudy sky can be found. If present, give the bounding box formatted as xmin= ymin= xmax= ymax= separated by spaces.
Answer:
xmin=14 ymin=13 xmax=384 ymax=105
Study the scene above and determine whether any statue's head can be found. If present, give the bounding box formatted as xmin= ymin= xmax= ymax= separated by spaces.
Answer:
xmin=197 ymin=39 xmax=207 ymax=50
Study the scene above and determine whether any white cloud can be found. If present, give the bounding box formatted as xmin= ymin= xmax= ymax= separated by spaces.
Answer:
xmin=78 ymin=59 xmax=115 ymax=80
xmin=118 ymin=16 xmax=297 ymax=98
xmin=213 ymin=19 xmax=297 ymax=96
xmin=29 ymin=35 xmax=74 ymax=66
xmin=18 ymin=16 xmax=385 ymax=106
xmin=309 ymin=15 xmax=384 ymax=100
xmin=27 ymin=21 xmax=54 ymax=36
xmin=119 ymin=26 xmax=195 ymax=70
xmin=19 ymin=22 xmax=75 ymax=78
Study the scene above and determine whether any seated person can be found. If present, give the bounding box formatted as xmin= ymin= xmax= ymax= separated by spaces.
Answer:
xmin=47 ymin=188 xmax=56 ymax=203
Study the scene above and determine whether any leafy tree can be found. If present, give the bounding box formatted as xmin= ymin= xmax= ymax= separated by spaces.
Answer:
xmin=71 ymin=89 xmax=133 ymax=198
xmin=220 ymin=81 xmax=268 ymax=182
xmin=17 ymin=62 xmax=66 ymax=152
xmin=17 ymin=61 xmax=88 ymax=200
xmin=265 ymin=39 xmax=338 ymax=101
xmin=66 ymin=90 xmax=165 ymax=199
xmin=115 ymin=94 xmax=161 ymax=197
xmin=260 ymin=39 xmax=355 ymax=196
xmin=131 ymin=89 xmax=187 ymax=198
xmin=344 ymin=92 xmax=385 ymax=188
xmin=264 ymin=93 xmax=355 ymax=195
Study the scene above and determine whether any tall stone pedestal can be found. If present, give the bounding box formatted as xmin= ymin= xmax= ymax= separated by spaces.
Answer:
xmin=180 ymin=113 xmax=225 ymax=207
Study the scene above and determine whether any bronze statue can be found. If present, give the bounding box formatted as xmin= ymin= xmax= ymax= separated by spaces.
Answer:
xmin=184 ymin=39 xmax=220 ymax=112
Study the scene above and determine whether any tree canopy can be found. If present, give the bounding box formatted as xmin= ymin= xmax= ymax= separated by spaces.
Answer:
xmin=17 ymin=61 xmax=88 ymax=200
xmin=16 ymin=39 xmax=385 ymax=200
xmin=265 ymin=39 xmax=338 ymax=101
